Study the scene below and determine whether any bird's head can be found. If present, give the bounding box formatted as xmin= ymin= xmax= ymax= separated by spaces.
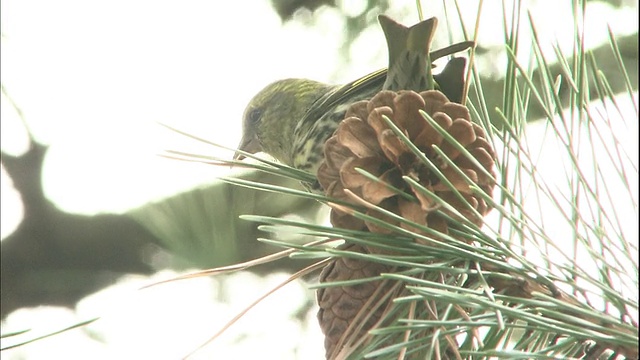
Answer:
xmin=235 ymin=78 xmax=331 ymax=165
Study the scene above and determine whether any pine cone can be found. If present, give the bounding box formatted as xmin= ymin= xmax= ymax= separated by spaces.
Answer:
xmin=315 ymin=89 xmax=496 ymax=358
xmin=318 ymin=90 xmax=495 ymax=240
xmin=316 ymin=243 xmax=394 ymax=358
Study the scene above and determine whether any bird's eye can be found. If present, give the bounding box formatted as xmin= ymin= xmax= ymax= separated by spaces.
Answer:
xmin=248 ymin=108 xmax=262 ymax=124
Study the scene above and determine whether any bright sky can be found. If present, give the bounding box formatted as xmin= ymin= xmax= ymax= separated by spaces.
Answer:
xmin=1 ymin=0 xmax=637 ymax=358
xmin=1 ymin=0 xmax=636 ymax=226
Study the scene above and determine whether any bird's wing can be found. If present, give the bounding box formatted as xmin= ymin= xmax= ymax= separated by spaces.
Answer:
xmin=301 ymin=40 xmax=475 ymax=125
xmin=301 ymin=68 xmax=387 ymax=128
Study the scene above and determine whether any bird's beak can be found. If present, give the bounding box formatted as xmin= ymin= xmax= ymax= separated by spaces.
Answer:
xmin=233 ymin=135 xmax=261 ymax=161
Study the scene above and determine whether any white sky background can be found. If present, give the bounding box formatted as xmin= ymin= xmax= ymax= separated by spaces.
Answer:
xmin=0 ymin=0 xmax=638 ymax=358
xmin=1 ymin=0 xmax=637 ymax=225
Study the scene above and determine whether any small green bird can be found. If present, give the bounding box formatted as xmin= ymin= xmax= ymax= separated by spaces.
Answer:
xmin=235 ymin=15 xmax=471 ymax=191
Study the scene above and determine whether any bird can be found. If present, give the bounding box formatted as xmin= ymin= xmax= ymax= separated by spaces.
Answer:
xmin=235 ymin=15 xmax=472 ymax=192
